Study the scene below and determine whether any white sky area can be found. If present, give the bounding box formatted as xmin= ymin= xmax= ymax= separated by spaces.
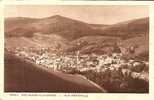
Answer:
xmin=5 ymin=5 xmax=148 ymax=24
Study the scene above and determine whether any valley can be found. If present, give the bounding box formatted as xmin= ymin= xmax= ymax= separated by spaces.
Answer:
xmin=5 ymin=15 xmax=149 ymax=93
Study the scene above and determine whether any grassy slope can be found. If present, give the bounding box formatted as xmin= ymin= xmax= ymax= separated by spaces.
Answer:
xmin=5 ymin=52 xmax=105 ymax=92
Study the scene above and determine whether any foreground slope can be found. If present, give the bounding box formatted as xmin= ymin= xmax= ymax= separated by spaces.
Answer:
xmin=5 ymin=52 xmax=106 ymax=92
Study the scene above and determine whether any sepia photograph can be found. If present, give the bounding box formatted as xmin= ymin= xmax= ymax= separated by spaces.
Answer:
xmin=4 ymin=5 xmax=149 ymax=93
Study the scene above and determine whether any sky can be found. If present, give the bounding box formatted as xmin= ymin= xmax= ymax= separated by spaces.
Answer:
xmin=5 ymin=5 xmax=148 ymax=24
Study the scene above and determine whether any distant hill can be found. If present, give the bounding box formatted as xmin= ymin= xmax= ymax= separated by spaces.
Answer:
xmin=5 ymin=15 xmax=102 ymax=40
xmin=5 ymin=52 xmax=106 ymax=92
xmin=5 ymin=15 xmax=148 ymax=40
xmin=100 ymin=17 xmax=149 ymax=39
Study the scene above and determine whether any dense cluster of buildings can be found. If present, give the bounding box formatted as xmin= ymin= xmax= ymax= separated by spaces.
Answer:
xmin=10 ymin=47 xmax=148 ymax=82
xmin=6 ymin=47 xmax=148 ymax=92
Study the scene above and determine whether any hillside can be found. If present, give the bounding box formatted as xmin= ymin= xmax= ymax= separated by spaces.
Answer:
xmin=65 ymin=34 xmax=148 ymax=60
xmin=64 ymin=17 xmax=149 ymax=57
xmin=120 ymin=34 xmax=149 ymax=60
xmin=5 ymin=33 xmax=68 ymax=52
xmin=5 ymin=17 xmax=39 ymax=37
xmin=5 ymin=16 xmax=149 ymax=58
xmin=65 ymin=36 xmax=121 ymax=54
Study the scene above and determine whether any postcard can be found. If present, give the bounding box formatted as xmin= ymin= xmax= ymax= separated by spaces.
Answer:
xmin=0 ymin=1 xmax=154 ymax=100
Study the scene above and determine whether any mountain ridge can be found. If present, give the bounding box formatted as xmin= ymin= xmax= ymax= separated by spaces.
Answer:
xmin=5 ymin=15 xmax=148 ymax=40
